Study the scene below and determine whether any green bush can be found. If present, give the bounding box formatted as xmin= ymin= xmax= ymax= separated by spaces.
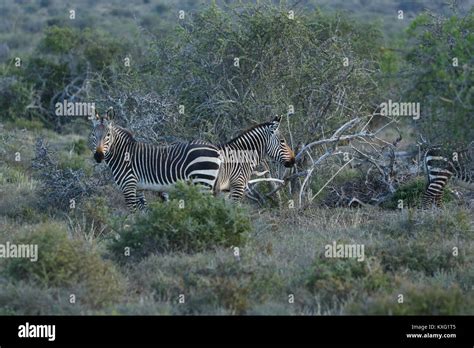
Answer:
xmin=127 ymin=252 xmax=284 ymax=314
xmin=376 ymin=241 xmax=465 ymax=275
xmin=456 ymin=264 xmax=474 ymax=292
xmin=72 ymin=138 xmax=89 ymax=155
xmin=348 ymin=282 xmax=474 ymax=315
xmin=383 ymin=177 xmax=454 ymax=209
xmin=58 ymin=153 xmax=91 ymax=174
xmin=0 ymin=73 xmax=35 ymax=122
xmin=0 ymin=280 xmax=84 ymax=315
xmin=376 ymin=208 xmax=472 ymax=240
xmin=109 ymin=182 xmax=251 ymax=262
xmin=369 ymin=208 xmax=471 ymax=274
xmin=77 ymin=196 xmax=112 ymax=236
xmin=0 ymin=26 xmax=128 ymax=129
xmin=306 ymin=255 xmax=390 ymax=307
xmin=39 ymin=26 xmax=124 ymax=71
xmin=385 ymin=177 xmax=426 ymax=209
xmin=0 ymin=184 xmax=39 ymax=222
xmin=3 ymin=223 xmax=124 ymax=308
xmin=32 ymin=138 xmax=95 ymax=211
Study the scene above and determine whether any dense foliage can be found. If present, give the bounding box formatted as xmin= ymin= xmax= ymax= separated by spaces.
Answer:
xmin=404 ymin=10 xmax=474 ymax=146
xmin=109 ymin=182 xmax=251 ymax=263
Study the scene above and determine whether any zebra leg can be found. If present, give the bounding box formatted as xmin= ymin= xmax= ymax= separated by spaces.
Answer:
xmin=121 ymin=183 xmax=139 ymax=212
xmin=435 ymin=193 xmax=444 ymax=208
xmin=159 ymin=192 xmax=169 ymax=202
xmin=423 ymin=182 xmax=445 ymax=209
xmin=136 ymin=190 xmax=148 ymax=210
xmin=229 ymin=183 xmax=246 ymax=201
xmin=422 ymin=192 xmax=438 ymax=209
xmin=421 ymin=191 xmax=433 ymax=209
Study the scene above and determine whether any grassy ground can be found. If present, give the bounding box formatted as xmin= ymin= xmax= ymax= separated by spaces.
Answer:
xmin=0 ymin=124 xmax=473 ymax=315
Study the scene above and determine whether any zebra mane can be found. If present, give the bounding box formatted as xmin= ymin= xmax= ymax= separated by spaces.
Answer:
xmin=114 ymin=125 xmax=136 ymax=142
xmin=222 ymin=121 xmax=273 ymax=147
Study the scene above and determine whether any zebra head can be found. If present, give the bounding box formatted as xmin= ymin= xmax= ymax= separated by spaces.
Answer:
xmin=90 ymin=107 xmax=115 ymax=163
xmin=265 ymin=116 xmax=295 ymax=168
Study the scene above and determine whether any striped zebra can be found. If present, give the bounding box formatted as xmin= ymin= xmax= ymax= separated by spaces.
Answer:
xmin=89 ymin=108 xmax=222 ymax=211
xmin=215 ymin=116 xmax=295 ymax=200
xmin=422 ymin=143 xmax=473 ymax=208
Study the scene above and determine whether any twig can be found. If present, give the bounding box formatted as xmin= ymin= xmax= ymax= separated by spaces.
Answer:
xmin=295 ymin=117 xmax=362 ymax=160
xmin=248 ymin=178 xmax=285 ymax=185
xmin=309 ymin=158 xmax=354 ymax=202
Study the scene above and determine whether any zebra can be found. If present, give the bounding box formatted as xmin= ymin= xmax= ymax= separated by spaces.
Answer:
xmin=422 ymin=143 xmax=473 ymax=208
xmin=89 ymin=107 xmax=222 ymax=211
xmin=215 ymin=115 xmax=295 ymax=200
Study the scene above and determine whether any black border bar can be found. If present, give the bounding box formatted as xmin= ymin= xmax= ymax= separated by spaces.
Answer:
xmin=0 ymin=315 xmax=473 ymax=345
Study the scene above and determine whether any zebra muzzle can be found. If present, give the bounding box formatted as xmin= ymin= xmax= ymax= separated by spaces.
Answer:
xmin=284 ymin=156 xmax=296 ymax=168
xmin=94 ymin=150 xmax=104 ymax=163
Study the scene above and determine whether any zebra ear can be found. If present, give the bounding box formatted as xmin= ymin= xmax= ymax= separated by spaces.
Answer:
xmin=106 ymin=107 xmax=115 ymax=120
xmin=272 ymin=115 xmax=282 ymax=130
xmin=91 ymin=110 xmax=101 ymax=126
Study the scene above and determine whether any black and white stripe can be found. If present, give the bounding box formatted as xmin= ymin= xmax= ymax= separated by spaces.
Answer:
xmin=89 ymin=109 xmax=221 ymax=211
xmin=422 ymin=143 xmax=473 ymax=208
xmin=215 ymin=116 xmax=295 ymax=200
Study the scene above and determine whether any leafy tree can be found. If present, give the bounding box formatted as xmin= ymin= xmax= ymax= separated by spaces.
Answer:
xmin=0 ymin=26 xmax=127 ymax=129
xmin=150 ymin=3 xmax=384 ymax=143
xmin=404 ymin=10 xmax=474 ymax=147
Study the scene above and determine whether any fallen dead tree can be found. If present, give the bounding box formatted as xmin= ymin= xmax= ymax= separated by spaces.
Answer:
xmin=246 ymin=115 xmax=418 ymax=209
